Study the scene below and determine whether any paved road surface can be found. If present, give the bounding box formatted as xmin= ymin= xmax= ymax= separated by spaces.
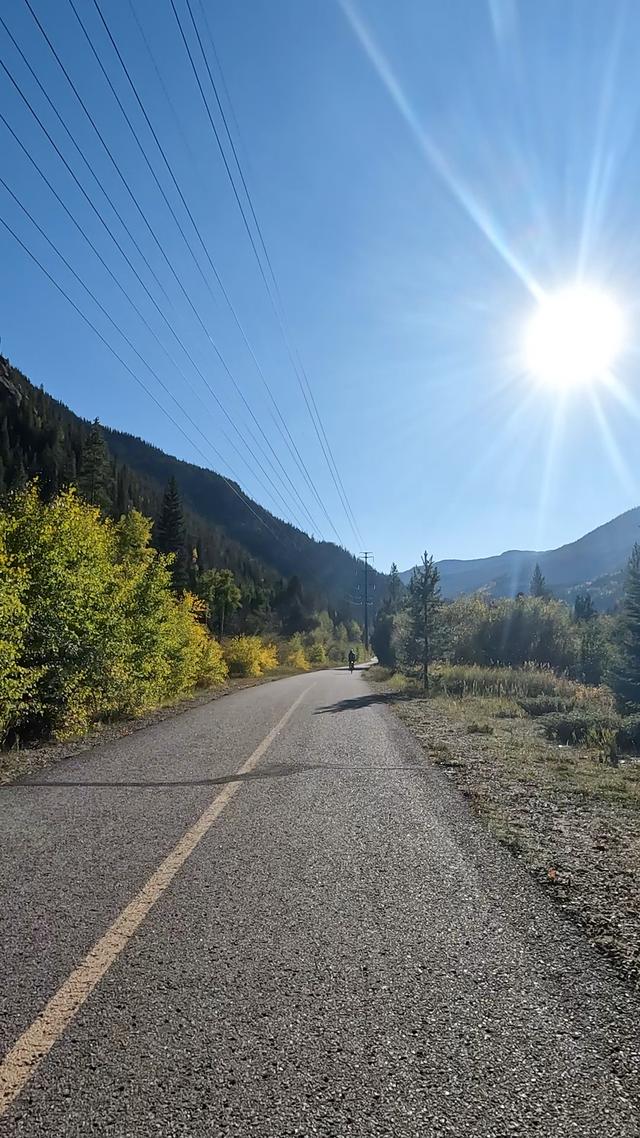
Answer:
xmin=1 ymin=668 xmax=639 ymax=1136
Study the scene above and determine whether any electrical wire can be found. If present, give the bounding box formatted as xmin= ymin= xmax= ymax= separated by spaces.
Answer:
xmin=176 ymin=0 xmax=364 ymax=545
xmin=2 ymin=17 xmax=314 ymax=529
xmin=0 ymin=108 xmax=298 ymax=523
xmin=0 ymin=209 xmax=281 ymax=540
xmin=91 ymin=0 xmax=345 ymax=545
xmin=0 ymin=174 xmax=294 ymax=523
xmin=63 ymin=0 xmax=327 ymax=540
xmin=0 ymin=12 xmax=169 ymax=307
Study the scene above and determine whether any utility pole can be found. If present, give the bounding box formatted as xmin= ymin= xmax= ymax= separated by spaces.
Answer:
xmin=360 ymin=552 xmax=373 ymax=653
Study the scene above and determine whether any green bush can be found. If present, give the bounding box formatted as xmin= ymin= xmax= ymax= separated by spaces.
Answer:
xmin=307 ymin=642 xmax=327 ymax=666
xmin=0 ymin=515 xmax=33 ymax=741
xmin=280 ymin=633 xmax=310 ymax=672
xmin=617 ymin=714 xmax=640 ymax=753
xmin=441 ymin=595 xmax=579 ymax=671
xmin=541 ymin=710 xmax=620 ymax=746
xmin=519 ymin=695 xmax=576 ymax=717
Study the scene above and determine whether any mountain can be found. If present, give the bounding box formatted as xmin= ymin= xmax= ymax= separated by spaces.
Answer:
xmin=401 ymin=508 xmax=640 ymax=609
xmin=0 ymin=354 xmax=383 ymax=616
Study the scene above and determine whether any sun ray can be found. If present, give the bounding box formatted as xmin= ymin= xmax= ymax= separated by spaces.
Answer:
xmin=446 ymin=381 xmax=545 ymax=515
xmin=588 ymin=387 xmax=637 ymax=496
xmin=578 ymin=7 xmax=627 ymax=274
xmin=339 ymin=0 xmax=543 ymax=299
xmin=534 ymin=389 xmax=568 ymax=549
xmin=601 ymin=365 xmax=640 ymax=421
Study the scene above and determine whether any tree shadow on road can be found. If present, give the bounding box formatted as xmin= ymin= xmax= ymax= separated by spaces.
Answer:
xmin=8 ymin=762 xmax=322 ymax=790
xmin=315 ymin=691 xmax=411 ymax=715
xmin=8 ymin=757 xmax=428 ymax=789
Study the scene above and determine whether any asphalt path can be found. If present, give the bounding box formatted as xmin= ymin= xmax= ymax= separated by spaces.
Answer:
xmin=1 ymin=667 xmax=639 ymax=1136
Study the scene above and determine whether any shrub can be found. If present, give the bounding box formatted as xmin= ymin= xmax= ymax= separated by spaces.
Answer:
xmin=1 ymin=487 xmax=229 ymax=741
xmin=441 ymin=595 xmax=578 ymax=671
xmin=366 ymin=664 xmax=393 ymax=682
xmin=617 ymin=714 xmax=640 ymax=753
xmin=164 ymin=594 xmax=228 ymax=696
xmin=259 ymin=642 xmax=279 ymax=672
xmin=519 ymin=695 xmax=576 ymax=717
xmin=224 ymin=635 xmax=266 ymax=677
xmin=541 ymin=710 xmax=620 ymax=746
xmin=280 ymin=634 xmax=310 ymax=671
xmin=287 ymin=647 xmax=310 ymax=671
xmin=307 ymin=642 xmax=327 ymax=666
xmin=0 ymin=517 xmax=32 ymax=742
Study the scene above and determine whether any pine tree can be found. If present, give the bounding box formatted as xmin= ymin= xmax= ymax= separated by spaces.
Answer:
xmin=530 ymin=563 xmax=549 ymax=598
xmin=610 ymin=543 xmax=640 ymax=710
xmin=157 ymin=476 xmax=187 ymax=592
xmin=77 ymin=420 xmax=113 ymax=512
xmin=388 ymin=562 xmax=403 ymax=610
xmin=372 ymin=562 xmax=404 ymax=668
xmin=574 ymin=591 xmax=596 ymax=622
xmin=405 ymin=551 xmax=441 ymax=691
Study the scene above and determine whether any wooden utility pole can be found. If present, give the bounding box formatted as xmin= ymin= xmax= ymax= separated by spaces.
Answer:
xmin=361 ymin=552 xmax=373 ymax=652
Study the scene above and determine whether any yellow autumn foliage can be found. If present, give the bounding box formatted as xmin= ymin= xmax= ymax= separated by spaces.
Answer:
xmin=0 ymin=486 xmax=228 ymax=742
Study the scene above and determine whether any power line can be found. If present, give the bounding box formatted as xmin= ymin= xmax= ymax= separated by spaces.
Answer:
xmin=0 ymin=46 xmax=168 ymax=318
xmin=12 ymin=0 xmax=318 ymax=536
xmin=174 ymin=0 xmax=352 ymax=530
xmin=0 ymin=171 xmax=284 ymax=521
xmin=0 ymin=106 xmax=294 ymax=523
xmin=179 ymin=0 xmax=364 ymax=546
xmin=90 ymin=0 xmax=344 ymax=545
xmin=0 ymin=11 xmax=169 ymax=307
xmin=71 ymin=0 xmax=334 ymax=541
xmin=1 ymin=15 xmax=312 ymax=528
xmin=0 ymin=210 xmax=281 ymax=541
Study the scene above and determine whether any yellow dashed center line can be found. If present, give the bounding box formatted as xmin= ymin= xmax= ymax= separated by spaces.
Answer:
xmin=0 ymin=682 xmax=315 ymax=1117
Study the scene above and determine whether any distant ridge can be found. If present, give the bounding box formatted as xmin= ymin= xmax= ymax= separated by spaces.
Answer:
xmin=401 ymin=507 xmax=640 ymax=609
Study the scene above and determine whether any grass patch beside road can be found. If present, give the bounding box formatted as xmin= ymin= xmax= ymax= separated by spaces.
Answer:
xmin=367 ymin=667 xmax=640 ymax=989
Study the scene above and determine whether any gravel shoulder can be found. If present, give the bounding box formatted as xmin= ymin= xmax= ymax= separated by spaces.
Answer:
xmin=367 ymin=674 xmax=640 ymax=991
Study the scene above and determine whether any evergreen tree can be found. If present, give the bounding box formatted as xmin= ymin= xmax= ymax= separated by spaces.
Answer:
xmin=77 ymin=420 xmax=112 ymax=512
xmin=530 ymin=563 xmax=549 ymax=598
xmin=61 ymin=448 xmax=78 ymax=489
xmin=574 ymin=591 xmax=596 ymax=622
xmin=610 ymin=543 xmax=640 ymax=709
xmin=156 ymin=476 xmax=188 ymax=592
xmin=404 ymin=551 xmax=441 ymax=691
xmin=388 ymin=562 xmax=403 ymax=609
xmin=372 ymin=562 xmax=404 ymax=668
xmin=274 ymin=574 xmax=316 ymax=637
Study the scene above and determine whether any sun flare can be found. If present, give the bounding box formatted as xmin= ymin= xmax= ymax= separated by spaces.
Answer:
xmin=524 ymin=285 xmax=624 ymax=388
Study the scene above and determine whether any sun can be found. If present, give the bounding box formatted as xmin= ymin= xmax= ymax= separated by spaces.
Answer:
xmin=524 ymin=285 xmax=624 ymax=388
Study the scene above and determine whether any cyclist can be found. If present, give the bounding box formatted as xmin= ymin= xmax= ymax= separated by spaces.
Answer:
xmin=348 ymin=649 xmax=356 ymax=673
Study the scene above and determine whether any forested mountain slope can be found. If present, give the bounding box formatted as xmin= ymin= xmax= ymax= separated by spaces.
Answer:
xmin=0 ymin=355 xmax=382 ymax=614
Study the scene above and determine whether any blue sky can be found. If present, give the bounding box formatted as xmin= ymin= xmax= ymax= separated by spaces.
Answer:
xmin=1 ymin=0 xmax=640 ymax=571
